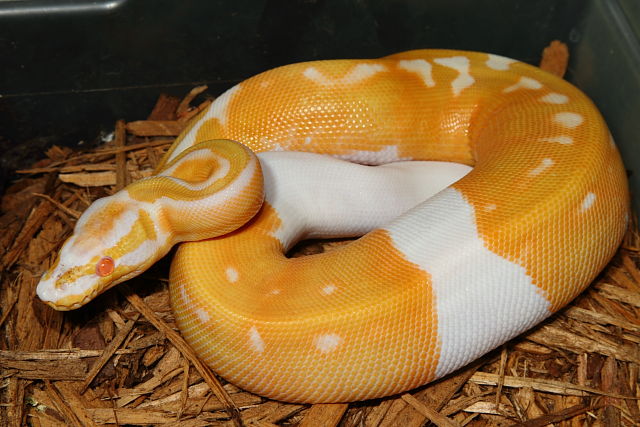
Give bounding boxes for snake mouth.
[36,274,103,311]
[38,288,100,311]
[37,263,145,311]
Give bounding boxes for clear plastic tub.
[1,0,638,205]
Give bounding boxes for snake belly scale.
[37,50,629,403]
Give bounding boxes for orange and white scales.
[37,50,628,403]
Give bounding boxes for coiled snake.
[37,50,628,403]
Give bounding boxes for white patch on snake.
[503,77,543,93]
[334,145,411,164]
[196,308,210,323]
[384,187,550,378]
[398,59,435,87]
[529,158,554,176]
[207,85,240,126]
[248,326,265,353]
[225,267,239,283]
[580,192,596,212]
[302,67,323,83]
[303,63,386,86]
[540,93,569,104]
[267,288,281,296]
[485,54,516,71]
[554,112,584,128]
[180,283,190,306]
[433,56,475,96]
[315,334,342,353]
[539,135,573,145]
[322,284,337,295]
[484,204,497,212]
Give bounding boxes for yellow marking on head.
[105,209,156,260]
[138,209,157,241]
[79,202,128,244]
[55,256,100,289]
[128,140,250,203]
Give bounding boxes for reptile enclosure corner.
[1,1,639,426]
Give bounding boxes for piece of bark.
[299,404,349,427]
[539,40,569,77]
[126,120,184,137]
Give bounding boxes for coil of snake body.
[37,49,628,403]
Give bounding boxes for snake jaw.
[38,282,101,311]
[36,240,153,310]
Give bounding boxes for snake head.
[36,192,171,310]
[37,140,263,311]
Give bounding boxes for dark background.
[1,0,638,199]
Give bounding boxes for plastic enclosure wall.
[0,0,638,209]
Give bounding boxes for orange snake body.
[37,50,628,403]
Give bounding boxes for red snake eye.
[96,256,115,277]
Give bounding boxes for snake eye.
[96,256,115,277]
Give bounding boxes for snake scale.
[37,50,629,403]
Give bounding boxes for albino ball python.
[37,49,629,403]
